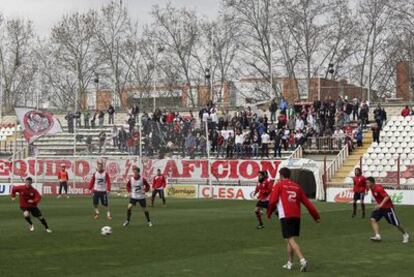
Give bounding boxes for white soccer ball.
[101,226,112,236]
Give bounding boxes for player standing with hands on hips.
[123,166,152,227]
[57,164,69,199]
[253,171,273,229]
[151,169,167,207]
[267,168,320,272]
[11,177,52,233]
[88,161,112,220]
[352,167,367,218]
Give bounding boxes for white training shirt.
[130,176,146,200]
[93,172,108,192]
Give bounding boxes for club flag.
[15,108,63,143]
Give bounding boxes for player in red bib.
[253,171,273,229]
[267,168,320,272]
[11,177,52,233]
[88,161,112,220]
[57,164,69,199]
[151,169,167,207]
[352,168,367,218]
[367,177,409,243]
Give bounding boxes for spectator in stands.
[336,96,344,112]
[355,126,363,147]
[111,126,118,147]
[261,131,270,158]
[295,115,304,132]
[294,130,304,148]
[216,131,224,158]
[84,110,90,128]
[184,132,196,159]
[352,99,359,121]
[344,100,353,123]
[373,104,386,130]
[274,129,283,158]
[333,127,345,149]
[410,106,414,116]
[371,123,380,144]
[75,111,82,128]
[226,132,234,158]
[131,127,140,155]
[198,133,207,156]
[269,99,277,122]
[98,131,106,153]
[288,131,296,150]
[401,105,410,117]
[98,110,105,128]
[279,97,288,114]
[118,126,127,152]
[235,131,244,158]
[282,127,290,151]
[359,101,369,128]
[86,135,93,153]
[127,115,135,133]
[65,112,74,133]
[133,105,139,121]
[251,130,260,158]
[107,105,115,125]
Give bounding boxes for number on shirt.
[287,191,297,202]
[135,186,142,192]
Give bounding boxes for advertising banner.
[41,182,91,196]
[326,187,414,205]
[166,185,198,198]
[0,157,282,184]
[198,185,256,200]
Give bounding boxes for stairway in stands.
[328,131,373,185]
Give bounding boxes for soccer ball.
[100,226,112,236]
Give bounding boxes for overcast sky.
[0,0,221,36]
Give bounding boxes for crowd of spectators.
[65,96,382,157]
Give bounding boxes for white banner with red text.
[0,183,43,196]
[326,187,414,205]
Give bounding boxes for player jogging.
[123,166,153,227]
[11,177,52,233]
[267,167,320,272]
[57,164,69,198]
[88,161,112,220]
[254,171,273,229]
[352,167,367,218]
[367,177,409,243]
[151,169,167,207]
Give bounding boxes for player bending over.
[253,171,273,229]
[367,177,409,243]
[267,168,320,272]
[88,161,112,220]
[151,169,167,207]
[11,177,52,233]
[352,167,367,218]
[123,166,152,227]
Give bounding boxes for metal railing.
[287,145,303,159]
[325,144,349,183]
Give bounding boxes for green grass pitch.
[1,197,413,277]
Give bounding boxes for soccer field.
[1,197,413,277]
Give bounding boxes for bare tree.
[149,4,200,107]
[50,11,98,111]
[95,1,136,108]
[0,16,36,111]
[224,0,276,100]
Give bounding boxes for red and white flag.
[15,108,63,143]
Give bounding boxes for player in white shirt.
[88,161,112,220]
[123,166,152,227]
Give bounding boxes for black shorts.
[152,189,165,198]
[280,218,301,239]
[371,208,400,226]
[353,192,365,201]
[256,200,269,209]
[93,191,108,207]
[130,198,146,208]
[21,207,42,217]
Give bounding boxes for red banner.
[0,157,281,183]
